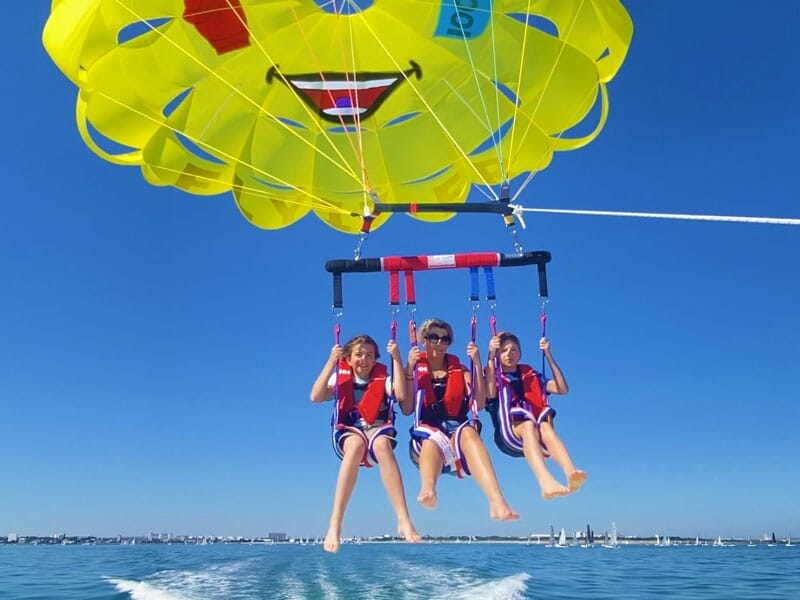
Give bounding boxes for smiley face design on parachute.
[184,0,496,125]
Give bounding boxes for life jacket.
[501,364,546,408]
[336,360,388,425]
[415,353,467,419]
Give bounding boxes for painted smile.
[267,61,421,123]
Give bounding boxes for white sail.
[558,528,567,547]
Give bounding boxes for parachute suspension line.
[281,0,374,189]
[447,2,508,182]
[341,5,373,195]
[504,0,535,179]
[88,91,349,216]
[488,3,509,183]
[113,0,363,189]
[350,12,497,192]
[511,170,537,205]
[512,1,609,155]
[528,0,586,123]
[516,207,800,226]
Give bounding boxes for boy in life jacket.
[407,318,518,522]
[485,331,587,500]
[310,334,420,553]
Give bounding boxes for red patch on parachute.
[183,0,250,55]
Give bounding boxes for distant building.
[268,532,287,542]
[7,533,17,543]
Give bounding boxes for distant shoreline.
[1,534,786,547]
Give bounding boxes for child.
[485,332,587,500]
[407,318,518,521]
[310,334,420,552]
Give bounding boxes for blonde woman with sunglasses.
[406,318,518,521]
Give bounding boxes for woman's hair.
[342,334,380,359]
[419,318,454,343]
[496,331,522,352]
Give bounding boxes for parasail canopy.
[43,0,633,233]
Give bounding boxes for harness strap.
[333,424,373,467]
[413,424,464,478]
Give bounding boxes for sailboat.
[583,524,594,548]
[768,532,777,547]
[694,536,700,546]
[557,528,567,547]
[787,533,794,547]
[546,525,555,548]
[602,522,619,548]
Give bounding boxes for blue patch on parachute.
[435,0,492,39]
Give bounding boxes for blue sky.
[2,2,798,541]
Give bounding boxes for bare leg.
[539,422,587,492]
[417,439,443,509]
[459,427,519,521]
[324,435,364,552]
[371,437,420,542]
[515,421,569,500]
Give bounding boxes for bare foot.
[541,479,571,500]
[323,526,341,553]
[567,470,587,492]
[398,520,421,543]
[417,488,437,510]
[489,498,520,521]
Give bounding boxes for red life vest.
[502,364,546,409]
[415,353,466,418]
[336,360,388,425]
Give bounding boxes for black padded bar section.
[372,202,514,216]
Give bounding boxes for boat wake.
[107,578,184,600]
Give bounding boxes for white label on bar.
[428,254,456,269]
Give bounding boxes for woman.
[407,318,518,521]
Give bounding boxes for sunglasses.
[425,333,452,345]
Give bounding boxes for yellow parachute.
[42,0,633,233]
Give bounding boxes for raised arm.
[541,338,569,395]
[465,341,487,409]
[401,345,421,415]
[387,339,412,414]
[309,344,342,402]
[484,335,501,399]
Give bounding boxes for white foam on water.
[443,572,531,600]
[107,578,188,600]
[106,560,252,600]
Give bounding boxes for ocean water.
[1,542,798,599]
